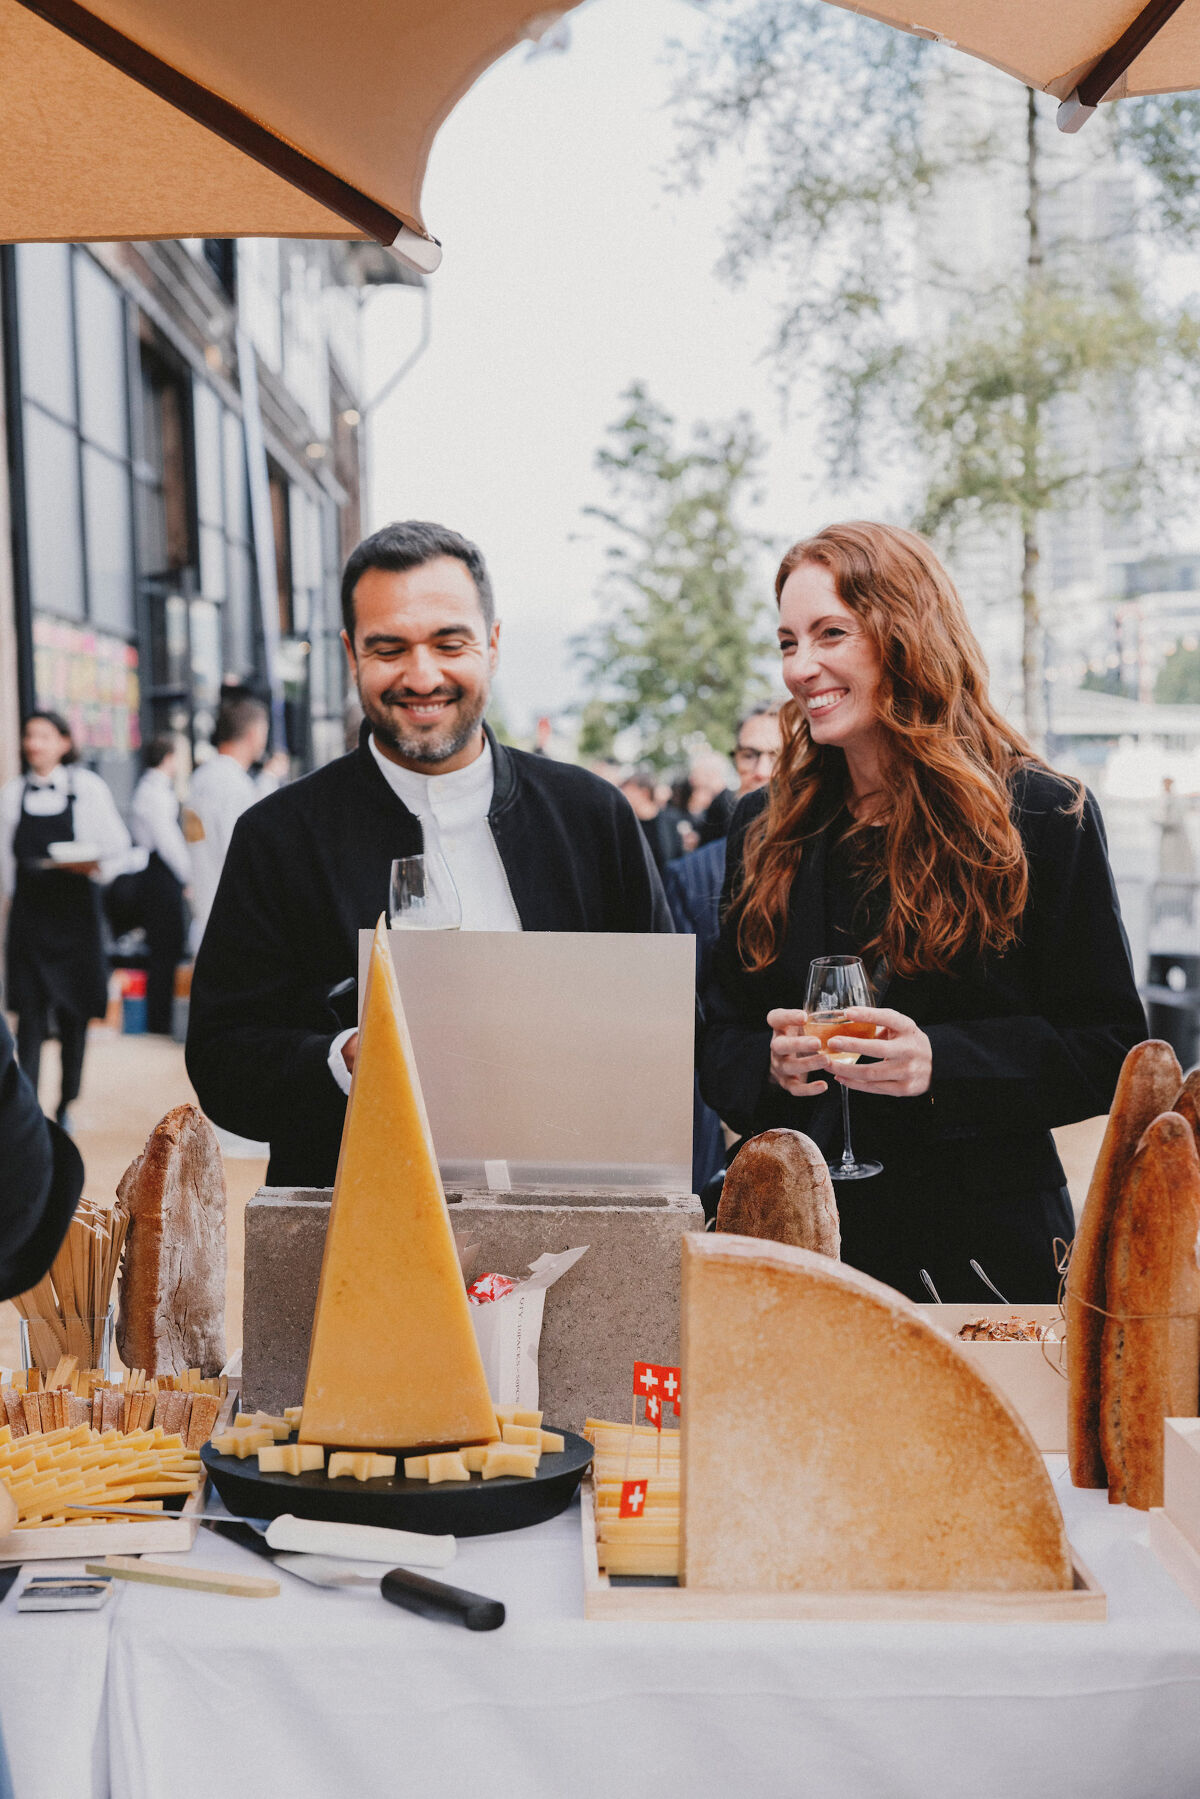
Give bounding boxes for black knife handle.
[381,1566,505,1630]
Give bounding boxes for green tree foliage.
[673,4,1200,740]
[575,383,774,768]
[1155,642,1200,705]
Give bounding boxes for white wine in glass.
[804,954,882,1181]
[388,853,462,930]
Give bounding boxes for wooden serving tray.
[579,1481,1106,1621]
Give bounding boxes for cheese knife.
[200,1518,505,1630]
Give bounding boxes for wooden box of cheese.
[0,1481,206,1563]
[918,1304,1067,1454]
[1149,1418,1200,1607]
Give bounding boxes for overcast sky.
[362,0,895,736]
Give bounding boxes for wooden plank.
[88,1555,278,1598]
[580,1480,1105,1622]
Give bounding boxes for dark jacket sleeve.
[923,783,1146,1135]
[612,790,674,933]
[185,808,348,1165]
[0,1014,82,1300]
[697,794,775,1135]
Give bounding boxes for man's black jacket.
[186,725,673,1186]
[0,1013,82,1300]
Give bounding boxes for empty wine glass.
[388,853,462,930]
[804,954,882,1181]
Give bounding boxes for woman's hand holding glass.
[767,1004,932,1098]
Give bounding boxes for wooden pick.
[86,1557,279,1598]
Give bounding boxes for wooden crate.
[580,1481,1105,1622]
[1149,1417,1200,1607]
[0,1383,234,1563]
[918,1304,1067,1453]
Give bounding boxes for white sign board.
[358,930,694,1192]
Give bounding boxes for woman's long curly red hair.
[736,521,1073,980]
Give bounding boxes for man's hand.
[766,1008,828,1097]
[341,1032,359,1077]
[826,1007,932,1098]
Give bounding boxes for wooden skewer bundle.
[10,1199,128,1372]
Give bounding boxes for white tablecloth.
[99,1461,1200,1799]
[0,1562,111,1799]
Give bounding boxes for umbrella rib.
[15,0,412,247]
[1076,0,1187,108]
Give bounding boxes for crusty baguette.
[1099,1111,1200,1509]
[1171,1067,1200,1147]
[1067,1039,1181,1487]
[717,1129,839,1258]
[115,1104,227,1378]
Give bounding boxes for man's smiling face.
[343,557,500,773]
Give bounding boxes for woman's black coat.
[698,766,1148,1304]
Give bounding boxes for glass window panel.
[23,404,83,619]
[193,379,223,527]
[75,255,128,458]
[82,446,134,634]
[223,541,256,679]
[134,478,166,579]
[189,599,221,708]
[222,408,248,543]
[16,244,75,421]
[199,524,227,602]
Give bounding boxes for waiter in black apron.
[3,713,119,1132]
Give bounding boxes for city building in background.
[0,237,409,803]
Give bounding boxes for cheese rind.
[300,921,498,1451]
[680,1234,1073,1594]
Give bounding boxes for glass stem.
[839,1081,855,1169]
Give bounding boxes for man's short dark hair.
[735,703,780,747]
[340,521,495,639]
[213,695,268,748]
[143,733,176,770]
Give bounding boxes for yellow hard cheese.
[482,1446,539,1479]
[328,1452,396,1481]
[257,1444,325,1475]
[300,919,498,1452]
[212,1430,274,1459]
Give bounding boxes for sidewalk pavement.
[1,1022,1108,1372]
[0,1023,267,1372]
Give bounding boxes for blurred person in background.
[664,707,783,1196]
[620,767,689,876]
[688,748,736,846]
[185,694,269,949]
[0,710,130,1132]
[129,736,191,1034]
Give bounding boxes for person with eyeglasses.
[663,707,783,1193]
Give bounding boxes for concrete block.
[242,1186,704,1431]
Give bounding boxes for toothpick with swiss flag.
[619,1479,647,1518]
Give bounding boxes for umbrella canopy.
[826,0,1199,130]
[0,0,581,269]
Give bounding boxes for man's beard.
[363,684,488,766]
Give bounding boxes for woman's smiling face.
[777,561,883,761]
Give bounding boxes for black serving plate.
[200,1428,593,1537]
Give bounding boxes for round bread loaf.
[716,1128,839,1258]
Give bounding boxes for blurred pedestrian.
[1155,775,1194,877]
[688,749,736,846]
[0,711,130,1132]
[129,736,191,1034]
[620,767,689,874]
[186,694,269,948]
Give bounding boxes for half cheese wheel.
[680,1233,1073,1593]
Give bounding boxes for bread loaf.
[680,1234,1073,1592]
[716,1129,839,1257]
[115,1104,227,1377]
[1100,1111,1200,1509]
[1171,1067,1200,1147]
[1067,1039,1180,1487]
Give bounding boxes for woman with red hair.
[700,522,1146,1302]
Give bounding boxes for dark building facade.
[0,236,375,804]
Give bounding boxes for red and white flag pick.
[658,1365,682,1417]
[633,1361,660,1398]
[644,1391,663,1430]
[619,1480,647,1518]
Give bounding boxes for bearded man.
[185,521,672,1185]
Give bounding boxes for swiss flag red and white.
[633,1361,660,1397]
[657,1365,681,1415]
[619,1480,647,1518]
[644,1391,663,1429]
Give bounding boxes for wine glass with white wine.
[804,954,882,1181]
[388,853,462,930]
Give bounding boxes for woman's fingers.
[766,1007,808,1031]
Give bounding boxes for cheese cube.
[539,1431,565,1454]
[500,1423,542,1448]
[257,1444,326,1476]
[426,1452,469,1483]
[212,1430,274,1459]
[481,1446,540,1480]
[368,1454,396,1479]
[328,1452,374,1481]
[511,1409,543,1428]
[459,1445,489,1473]
[403,1455,429,1480]
[284,1407,303,1430]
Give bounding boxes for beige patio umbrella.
[0,0,581,270]
[826,0,1198,131]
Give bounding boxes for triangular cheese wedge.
[680,1234,1073,1593]
[300,919,498,1451]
